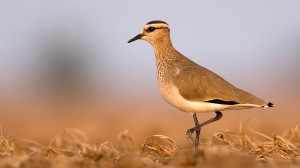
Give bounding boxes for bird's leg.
[186,111,223,149]
[186,113,201,149]
[194,114,201,149]
[198,111,223,128]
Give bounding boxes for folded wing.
[172,61,267,106]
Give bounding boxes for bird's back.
[159,51,268,108]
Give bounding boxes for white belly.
[157,80,261,113]
[157,80,228,113]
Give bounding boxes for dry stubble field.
[0,116,300,168]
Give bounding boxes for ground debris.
[0,125,300,168]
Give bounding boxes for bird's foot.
[186,126,200,144]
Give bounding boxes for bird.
[128,20,273,149]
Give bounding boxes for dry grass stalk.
[141,135,178,160]
[210,122,300,161]
[117,130,139,153]
[0,126,15,157]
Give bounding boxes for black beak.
[128,34,144,43]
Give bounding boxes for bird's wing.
[172,62,267,106]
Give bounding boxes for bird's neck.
[151,37,179,63]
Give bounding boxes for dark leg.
[186,114,201,149]
[194,115,201,149]
[186,111,223,149]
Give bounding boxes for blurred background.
[0,0,299,147]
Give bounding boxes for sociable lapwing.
[128,20,273,149]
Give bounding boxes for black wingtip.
[205,99,239,105]
[267,102,273,107]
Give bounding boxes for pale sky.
[0,0,299,103]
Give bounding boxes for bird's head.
[128,20,170,45]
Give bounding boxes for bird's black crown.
[147,20,168,25]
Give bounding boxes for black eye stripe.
[145,27,168,32]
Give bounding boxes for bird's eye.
[147,27,155,32]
